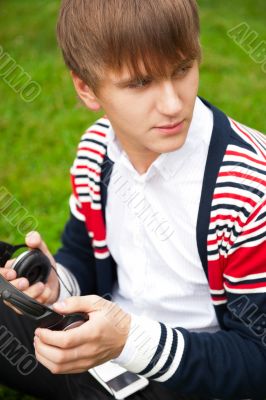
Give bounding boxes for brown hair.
[57,0,201,91]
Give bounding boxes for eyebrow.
[112,58,195,87]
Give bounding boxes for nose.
[156,81,182,116]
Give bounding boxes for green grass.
[0,0,265,398]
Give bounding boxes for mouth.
[155,120,185,135]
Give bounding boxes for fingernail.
[35,329,40,337]
[26,231,36,237]
[53,301,66,309]
[18,279,28,290]
[26,231,39,242]
[36,282,44,290]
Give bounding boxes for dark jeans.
[0,300,198,400]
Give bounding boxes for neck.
[126,151,160,175]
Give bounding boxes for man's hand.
[33,295,131,374]
[0,231,60,305]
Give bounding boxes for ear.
[71,71,101,111]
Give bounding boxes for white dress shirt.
[106,97,219,332]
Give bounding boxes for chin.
[156,137,187,154]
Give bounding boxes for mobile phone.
[89,361,149,399]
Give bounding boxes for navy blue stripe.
[208,224,241,238]
[215,182,264,198]
[77,155,101,168]
[211,292,225,298]
[211,204,250,218]
[230,128,256,153]
[78,193,101,204]
[231,230,265,249]
[151,329,178,379]
[139,323,167,375]
[95,122,109,129]
[245,127,266,152]
[256,211,266,222]
[93,244,108,250]
[74,174,89,179]
[222,161,266,177]
[80,138,107,149]
[207,250,219,256]
[224,277,266,286]
[75,174,99,187]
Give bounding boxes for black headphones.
[0,241,51,285]
[0,273,88,330]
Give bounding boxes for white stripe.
[69,195,85,221]
[82,129,108,140]
[240,223,266,240]
[212,188,260,206]
[208,253,220,261]
[217,174,266,195]
[95,251,110,259]
[77,149,104,164]
[71,167,89,176]
[93,239,107,247]
[211,198,253,213]
[207,243,219,252]
[79,140,106,153]
[224,272,266,282]
[228,235,265,255]
[79,195,92,203]
[224,283,266,294]
[210,289,225,295]
[91,203,102,210]
[212,299,228,305]
[222,148,266,169]
[155,330,185,382]
[76,187,101,201]
[144,326,174,378]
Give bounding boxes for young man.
[0,0,265,399]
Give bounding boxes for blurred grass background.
[0,0,265,398]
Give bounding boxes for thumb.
[53,295,109,314]
[25,231,55,266]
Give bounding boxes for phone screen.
[106,371,140,391]
[90,361,149,399]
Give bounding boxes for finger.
[0,267,17,281]
[10,277,30,291]
[23,281,45,299]
[34,348,89,374]
[34,336,69,364]
[25,231,55,265]
[34,337,97,374]
[34,336,89,365]
[35,319,90,349]
[4,260,15,269]
[53,295,107,315]
[35,285,51,303]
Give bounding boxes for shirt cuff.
[56,263,81,302]
[112,314,161,373]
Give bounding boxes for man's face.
[87,60,199,168]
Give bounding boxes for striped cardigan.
[55,99,266,399]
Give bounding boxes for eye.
[173,63,193,77]
[127,78,152,89]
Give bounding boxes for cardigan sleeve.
[114,198,266,399]
[54,198,97,295]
